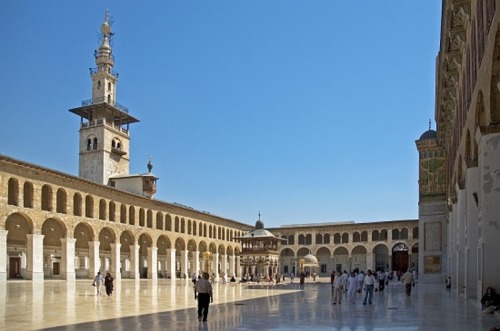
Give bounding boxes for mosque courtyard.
[0,278,497,331]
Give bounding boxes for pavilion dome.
[255,219,264,229]
[303,253,318,264]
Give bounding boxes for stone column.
[166,248,176,280]
[0,230,8,281]
[366,252,375,271]
[229,254,235,277]
[60,238,76,280]
[220,254,226,276]
[192,250,200,276]
[27,234,44,280]
[213,253,219,281]
[88,240,101,278]
[147,246,158,280]
[130,244,140,279]
[110,243,122,281]
[180,250,188,279]
[236,255,241,277]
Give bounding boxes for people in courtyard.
[104,272,114,296]
[332,271,343,304]
[356,271,364,293]
[93,271,104,296]
[378,270,386,292]
[446,276,452,289]
[401,269,415,296]
[363,269,376,305]
[347,271,358,304]
[481,287,499,314]
[194,272,213,322]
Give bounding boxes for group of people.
[330,268,417,305]
[93,271,115,296]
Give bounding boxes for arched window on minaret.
[87,139,92,151]
[107,94,111,104]
[108,82,111,91]
[97,80,101,90]
[111,140,116,149]
[93,137,98,150]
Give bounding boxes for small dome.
[255,220,264,229]
[419,129,437,140]
[303,253,318,264]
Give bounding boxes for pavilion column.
[180,250,188,279]
[110,243,121,281]
[0,230,8,281]
[192,250,200,276]
[229,254,235,277]
[166,248,176,280]
[213,253,219,281]
[130,244,140,279]
[220,254,227,276]
[147,246,158,280]
[60,238,76,280]
[27,234,44,280]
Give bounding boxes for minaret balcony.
[82,97,129,114]
[90,67,118,77]
[81,118,130,135]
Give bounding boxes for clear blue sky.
[0,1,441,228]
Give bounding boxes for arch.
[316,246,332,256]
[333,246,349,255]
[74,222,94,249]
[288,234,295,245]
[175,237,186,251]
[180,218,185,234]
[41,184,53,211]
[392,229,400,240]
[23,181,34,208]
[315,233,323,244]
[157,235,171,255]
[8,178,19,206]
[297,247,310,257]
[99,199,107,220]
[109,201,116,222]
[280,247,296,257]
[298,234,305,245]
[392,242,409,273]
[193,220,197,236]
[98,227,117,251]
[341,232,349,243]
[218,244,226,255]
[156,212,164,230]
[187,239,197,252]
[361,231,368,242]
[374,243,390,271]
[175,217,180,232]
[323,233,330,244]
[372,230,380,241]
[139,208,145,227]
[56,188,67,214]
[42,218,66,246]
[120,230,134,254]
[5,212,33,246]
[187,219,192,235]
[73,193,82,216]
[353,231,361,242]
[120,204,127,224]
[333,233,341,244]
[412,227,419,239]
[129,206,135,225]
[351,245,368,271]
[147,210,153,228]
[85,195,94,218]
[208,242,217,254]
[351,245,367,255]
[305,234,312,245]
[400,228,409,240]
[165,214,172,231]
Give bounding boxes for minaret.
[415,123,447,283]
[69,11,139,185]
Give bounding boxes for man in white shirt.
[332,271,343,304]
[363,269,376,305]
[194,272,213,322]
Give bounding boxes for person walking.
[332,271,343,304]
[363,269,376,305]
[347,271,358,304]
[104,272,114,296]
[93,271,104,296]
[194,272,213,322]
[401,269,415,296]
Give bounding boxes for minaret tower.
[415,122,447,283]
[69,11,139,185]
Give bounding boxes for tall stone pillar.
[220,254,227,276]
[130,244,140,279]
[192,250,200,276]
[213,253,219,281]
[236,255,241,277]
[180,250,188,279]
[0,230,8,281]
[147,246,158,280]
[27,234,44,280]
[60,238,76,280]
[110,243,122,281]
[229,254,235,277]
[166,248,176,280]
[366,252,374,271]
[88,240,100,278]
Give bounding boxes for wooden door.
[9,257,21,279]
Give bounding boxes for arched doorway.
[392,243,409,273]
